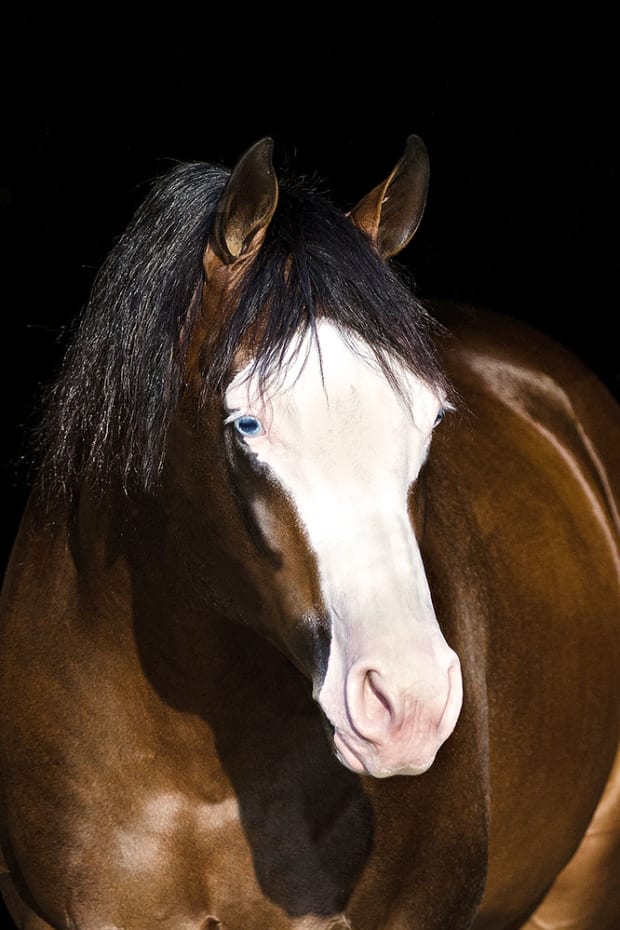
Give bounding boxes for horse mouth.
[332,726,436,778]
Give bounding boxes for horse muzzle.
[318,645,463,778]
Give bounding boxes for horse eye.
[433,408,445,428]
[233,415,264,438]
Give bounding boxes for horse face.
[224,320,462,777]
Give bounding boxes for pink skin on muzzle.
[319,632,463,778]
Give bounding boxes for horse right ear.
[203,137,279,279]
[349,134,430,258]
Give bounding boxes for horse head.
[175,137,463,778]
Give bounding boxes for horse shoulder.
[429,302,620,926]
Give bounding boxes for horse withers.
[0,136,619,930]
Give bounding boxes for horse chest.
[66,785,360,930]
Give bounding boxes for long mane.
[35,158,450,509]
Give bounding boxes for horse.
[0,134,619,930]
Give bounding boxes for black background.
[2,6,619,577]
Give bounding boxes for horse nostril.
[346,666,395,740]
[364,669,395,724]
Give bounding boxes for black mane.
[36,157,450,508]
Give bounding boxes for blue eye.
[233,415,264,438]
[433,408,445,428]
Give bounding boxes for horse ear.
[349,134,430,258]
[203,137,279,278]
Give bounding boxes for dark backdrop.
[3,6,618,576]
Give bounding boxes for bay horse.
[0,135,619,930]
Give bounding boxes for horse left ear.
[203,137,279,278]
[349,134,430,258]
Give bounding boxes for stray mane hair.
[35,156,451,509]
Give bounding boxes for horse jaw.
[225,320,463,778]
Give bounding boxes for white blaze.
[225,321,462,777]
